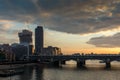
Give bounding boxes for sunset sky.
[0,0,120,54]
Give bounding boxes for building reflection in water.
[19,65,44,80]
[35,65,44,80]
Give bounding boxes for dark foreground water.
[1,61,120,80]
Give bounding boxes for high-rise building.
[18,30,33,59]
[35,26,43,55]
[18,30,32,45]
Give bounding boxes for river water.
[1,60,120,80]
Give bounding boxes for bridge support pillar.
[77,60,85,68]
[105,61,111,68]
[105,59,111,68]
[61,60,66,65]
[53,61,61,67]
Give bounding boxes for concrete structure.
[42,46,61,55]
[30,54,120,68]
[35,26,43,55]
[18,30,33,59]
[18,30,32,45]
[11,44,27,60]
[0,44,15,61]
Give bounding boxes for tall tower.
[18,29,33,57]
[35,26,43,55]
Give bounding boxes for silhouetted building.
[11,44,27,60]
[18,30,33,59]
[18,30,32,45]
[42,46,61,55]
[0,44,15,61]
[35,26,43,55]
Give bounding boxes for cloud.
[0,23,13,32]
[0,20,19,38]
[0,0,120,34]
[0,35,18,44]
[87,33,120,47]
[0,20,19,44]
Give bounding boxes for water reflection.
[35,65,44,80]
[20,65,34,80]
[1,61,120,80]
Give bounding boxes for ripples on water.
[1,61,120,80]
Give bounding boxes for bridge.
[29,54,120,68]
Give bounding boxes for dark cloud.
[87,33,120,47]
[0,0,120,34]
[112,3,120,14]
[0,0,37,14]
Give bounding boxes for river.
[1,60,120,80]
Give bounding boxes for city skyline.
[0,0,120,54]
